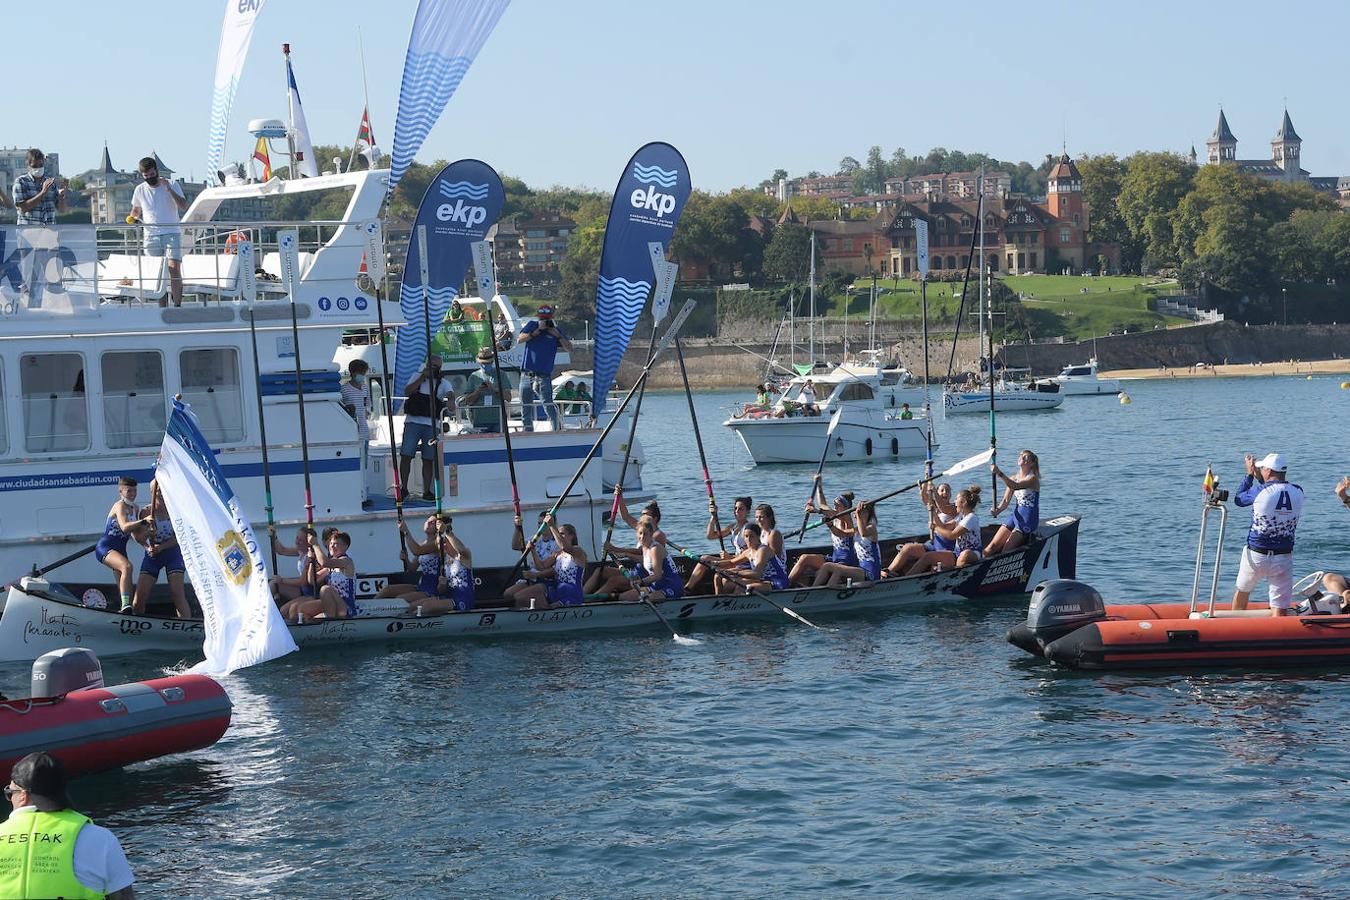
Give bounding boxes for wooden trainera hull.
[0,517,1079,662]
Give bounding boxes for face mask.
[480,365,494,375]
[351,376,364,386]
[144,174,160,186]
[28,166,43,179]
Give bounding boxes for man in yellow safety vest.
[0,752,135,899]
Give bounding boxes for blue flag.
[388,0,512,195]
[395,160,505,394]
[592,143,692,412]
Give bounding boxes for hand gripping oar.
[799,408,844,543]
[786,448,995,539]
[507,299,696,584]
[664,538,836,633]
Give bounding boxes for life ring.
[223,231,248,254]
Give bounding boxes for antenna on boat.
[282,44,297,180]
[347,28,373,174]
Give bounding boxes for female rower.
[586,495,666,596]
[904,485,983,574]
[273,527,317,610]
[289,531,357,621]
[513,516,588,609]
[97,476,153,612]
[379,514,476,614]
[132,484,189,618]
[788,475,857,586]
[505,510,561,605]
[984,450,1040,556]
[883,482,955,577]
[813,501,881,587]
[733,522,791,593]
[619,517,684,601]
[684,495,752,594]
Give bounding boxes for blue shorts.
[95,538,130,565]
[827,546,859,566]
[400,421,438,459]
[1005,512,1037,535]
[145,231,183,261]
[547,584,583,606]
[140,547,185,578]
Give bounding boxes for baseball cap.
[536,305,554,319]
[1257,452,1287,472]
[10,752,71,811]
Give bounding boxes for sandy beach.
[1102,358,1350,381]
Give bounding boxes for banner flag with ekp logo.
[591,143,692,413]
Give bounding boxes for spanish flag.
[252,136,271,182]
[1203,464,1216,494]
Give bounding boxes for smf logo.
[216,531,252,586]
[630,162,678,218]
[436,179,490,229]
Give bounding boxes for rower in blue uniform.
[985,449,1041,556]
[513,517,588,609]
[814,502,882,587]
[1233,452,1303,617]
[620,517,684,601]
[96,476,152,612]
[788,475,857,586]
[883,482,955,577]
[735,522,790,591]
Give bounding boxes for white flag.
[286,54,319,178]
[206,0,266,183]
[156,401,297,675]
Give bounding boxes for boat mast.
[978,180,985,386]
[808,236,816,368]
[283,44,297,180]
[789,288,795,370]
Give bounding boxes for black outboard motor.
[30,648,104,699]
[1007,579,1107,656]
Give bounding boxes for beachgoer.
[379,513,475,614]
[619,517,684,601]
[1,752,135,900]
[905,486,983,574]
[517,305,572,431]
[788,475,857,586]
[400,355,455,501]
[513,516,587,609]
[813,502,881,587]
[132,484,189,618]
[1232,452,1303,616]
[984,450,1041,555]
[883,482,955,576]
[97,477,152,613]
[129,156,188,307]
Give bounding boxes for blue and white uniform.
[297,553,315,597]
[761,550,791,590]
[644,545,684,599]
[854,535,882,581]
[444,558,475,612]
[729,521,754,569]
[763,527,786,568]
[518,534,560,585]
[139,518,185,578]
[827,526,859,566]
[1235,475,1303,608]
[547,551,584,606]
[953,512,982,560]
[1006,487,1040,535]
[326,554,357,617]
[924,512,956,553]
[94,505,133,564]
[415,552,444,595]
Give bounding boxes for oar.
[665,538,836,632]
[674,336,726,554]
[785,448,995,539]
[484,306,523,537]
[507,299,696,583]
[799,408,844,543]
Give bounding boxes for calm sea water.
[7,374,1350,898]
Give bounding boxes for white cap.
[1257,452,1287,472]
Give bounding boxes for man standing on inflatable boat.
[1232,452,1304,616]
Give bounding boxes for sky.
[19,0,1350,192]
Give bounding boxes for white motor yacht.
[943,379,1064,413]
[1052,358,1122,396]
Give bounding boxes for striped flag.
[356,106,376,147]
[253,136,272,181]
[1203,464,1216,494]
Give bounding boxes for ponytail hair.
[835,490,855,508]
[958,485,982,510]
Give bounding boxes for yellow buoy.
[1307,375,1314,380]
[1342,382,1349,390]
[1119,392,1132,405]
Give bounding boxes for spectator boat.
[1052,358,1122,396]
[0,168,649,610]
[0,517,1080,660]
[722,361,931,463]
[943,378,1065,413]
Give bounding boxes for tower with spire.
[1206,109,1237,164]
[1271,109,1302,181]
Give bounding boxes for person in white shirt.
[129,156,188,307]
[340,359,373,507]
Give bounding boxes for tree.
[770,168,788,183]
[1117,151,1195,270]
[763,222,816,283]
[836,156,861,175]
[556,219,605,320]
[860,145,887,195]
[669,191,754,282]
[1076,153,1139,270]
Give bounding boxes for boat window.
[102,352,166,449]
[1064,366,1090,377]
[180,349,244,443]
[21,353,88,453]
[194,186,357,225]
[838,383,874,402]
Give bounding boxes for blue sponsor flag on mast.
[394,159,505,393]
[592,143,692,412]
[388,0,512,195]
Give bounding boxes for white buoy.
[1119,392,1132,405]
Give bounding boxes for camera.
[1209,489,1229,503]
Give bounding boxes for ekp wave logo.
[629,163,679,218]
[436,180,490,228]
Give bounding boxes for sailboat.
[942,176,1063,415]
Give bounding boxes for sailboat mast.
[808,236,816,368]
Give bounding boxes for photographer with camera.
[1232,452,1304,616]
[400,354,455,501]
[516,305,571,431]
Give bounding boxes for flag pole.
[348,28,372,173]
[242,241,278,573]
[282,44,297,180]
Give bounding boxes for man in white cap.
[1232,452,1304,616]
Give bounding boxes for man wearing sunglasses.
[0,752,135,898]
